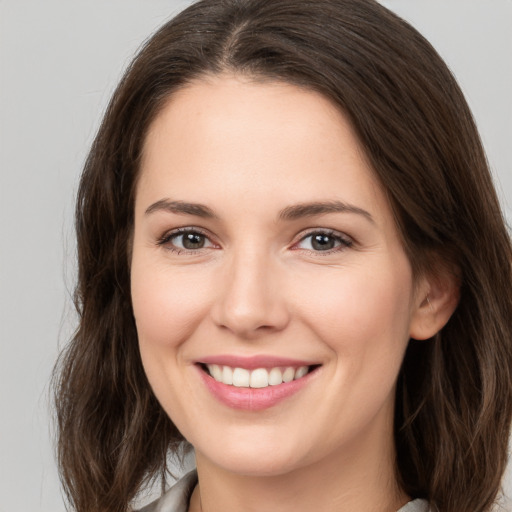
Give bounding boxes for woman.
[53,1,512,511]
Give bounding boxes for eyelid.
[156,226,219,252]
[155,226,353,255]
[291,228,353,252]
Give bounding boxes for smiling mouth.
[199,363,320,389]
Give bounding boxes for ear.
[409,270,460,341]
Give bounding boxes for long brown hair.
[53,1,512,511]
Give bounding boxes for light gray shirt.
[138,470,431,512]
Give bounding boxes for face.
[131,75,425,477]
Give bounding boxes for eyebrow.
[278,200,374,224]
[145,198,374,224]
[145,199,217,218]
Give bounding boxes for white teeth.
[295,366,308,379]
[210,364,223,382]
[282,367,295,383]
[250,368,269,388]
[268,367,283,386]
[206,364,313,388]
[232,368,250,387]
[222,365,233,385]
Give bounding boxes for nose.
[211,250,290,339]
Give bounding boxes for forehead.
[142,74,358,162]
[137,74,388,224]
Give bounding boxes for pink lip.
[198,354,316,370]
[195,362,320,411]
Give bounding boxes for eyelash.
[156,227,353,255]
[156,227,216,255]
[292,229,353,255]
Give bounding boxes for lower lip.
[197,366,317,411]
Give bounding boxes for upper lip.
[197,354,319,369]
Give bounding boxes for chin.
[194,433,317,478]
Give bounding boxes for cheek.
[130,258,213,420]
[297,262,414,432]
[294,260,414,359]
[131,258,211,351]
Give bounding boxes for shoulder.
[397,499,431,512]
[135,470,198,512]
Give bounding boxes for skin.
[131,75,457,512]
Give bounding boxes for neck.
[188,414,408,512]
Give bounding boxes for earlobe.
[409,272,460,341]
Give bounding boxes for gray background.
[0,1,510,510]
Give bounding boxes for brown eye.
[311,233,336,251]
[295,231,352,252]
[158,229,215,252]
[179,232,206,249]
